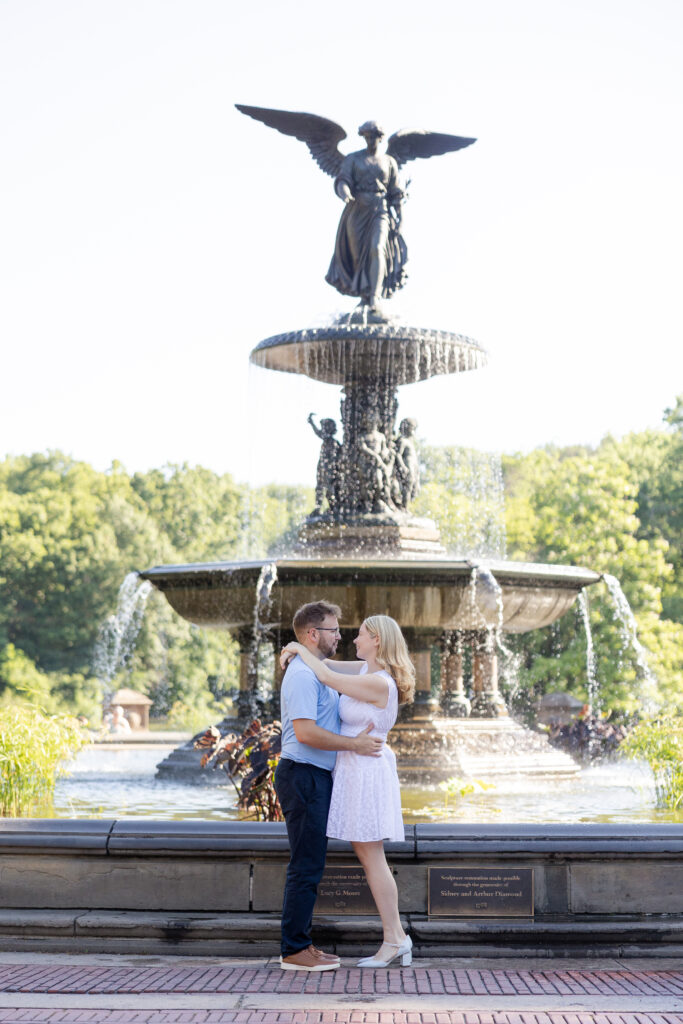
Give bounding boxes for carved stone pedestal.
[469,639,508,719]
[297,518,444,557]
[439,649,471,718]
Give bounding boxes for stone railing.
[1,819,682,957]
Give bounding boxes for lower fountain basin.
[140,557,600,634]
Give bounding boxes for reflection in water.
[53,746,683,824]
[53,746,238,821]
[402,762,681,825]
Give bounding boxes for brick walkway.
[2,1010,683,1024]
[0,958,681,1024]
[1,964,683,999]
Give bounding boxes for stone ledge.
[1,909,682,958]
[1,820,682,857]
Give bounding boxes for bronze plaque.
[314,865,377,915]
[428,867,534,917]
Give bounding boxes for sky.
[2,0,682,486]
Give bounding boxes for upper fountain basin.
[249,322,487,385]
[139,558,600,634]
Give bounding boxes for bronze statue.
[393,418,420,510]
[236,105,476,320]
[355,411,396,514]
[307,413,340,515]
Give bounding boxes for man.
[274,600,383,971]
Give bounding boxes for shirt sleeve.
[285,665,321,721]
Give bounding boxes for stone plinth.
[297,518,445,557]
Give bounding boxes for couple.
[274,599,415,972]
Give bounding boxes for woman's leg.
[353,840,406,960]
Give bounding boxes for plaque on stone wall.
[428,867,533,916]
[314,865,377,915]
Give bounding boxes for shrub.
[621,714,683,810]
[0,704,87,816]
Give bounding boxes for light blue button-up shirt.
[279,655,340,771]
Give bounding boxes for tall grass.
[621,714,683,810]
[0,705,87,817]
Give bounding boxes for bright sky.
[2,0,682,486]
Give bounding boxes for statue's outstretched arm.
[236,104,347,178]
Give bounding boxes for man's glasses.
[311,627,341,636]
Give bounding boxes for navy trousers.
[274,758,333,957]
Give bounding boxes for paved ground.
[0,953,681,1024]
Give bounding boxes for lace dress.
[326,667,405,842]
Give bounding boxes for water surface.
[53,745,683,823]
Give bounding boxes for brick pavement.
[1,963,682,998]
[0,957,681,1024]
[0,1010,682,1023]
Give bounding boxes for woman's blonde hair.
[363,615,415,705]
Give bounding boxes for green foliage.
[130,464,244,562]
[1,395,681,728]
[499,423,683,717]
[166,695,229,735]
[621,714,683,810]
[438,776,495,809]
[0,453,308,722]
[246,484,315,556]
[0,704,87,816]
[0,644,101,721]
[195,719,283,821]
[415,443,506,556]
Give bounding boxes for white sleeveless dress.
[326,666,405,842]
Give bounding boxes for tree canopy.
[0,397,680,724]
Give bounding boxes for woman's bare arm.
[283,643,388,707]
[323,659,363,675]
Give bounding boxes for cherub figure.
[355,412,395,514]
[308,413,340,515]
[393,417,420,509]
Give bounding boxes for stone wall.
[1,820,682,957]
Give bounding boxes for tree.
[501,437,683,715]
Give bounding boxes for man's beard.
[317,635,338,659]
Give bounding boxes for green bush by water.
[0,704,87,817]
[621,714,683,810]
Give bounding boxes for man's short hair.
[292,600,342,641]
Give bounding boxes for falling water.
[92,572,153,700]
[254,561,278,641]
[602,573,658,711]
[434,449,507,560]
[242,562,279,718]
[577,590,598,712]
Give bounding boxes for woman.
[325,121,407,316]
[281,614,415,968]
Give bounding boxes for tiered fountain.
[145,105,600,783]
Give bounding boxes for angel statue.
[236,105,476,321]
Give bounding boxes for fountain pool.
[52,744,683,824]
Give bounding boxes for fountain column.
[236,626,259,719]
[439,632,471,717]
[402,629,440,719]
[470,630,507,718]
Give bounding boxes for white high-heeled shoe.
[357,935,412,968]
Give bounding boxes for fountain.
[143,104,602,785]
[4,108,681,966]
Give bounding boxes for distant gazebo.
[106,688,153,731]
[536,690,585,727]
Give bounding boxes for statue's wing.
[386,129,476,168]
[235,104,347,177]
